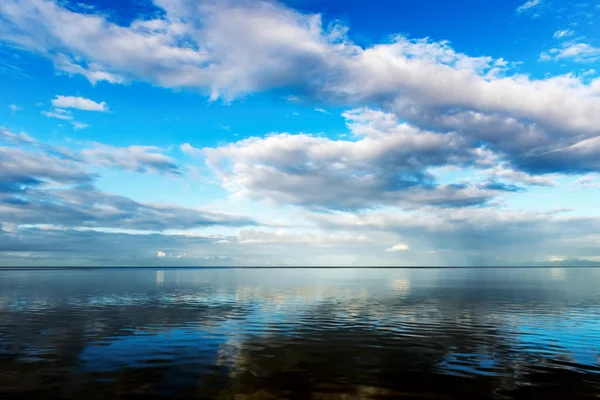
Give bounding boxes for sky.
[1,0,600,267]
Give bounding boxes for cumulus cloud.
[204,108,511,210]
[2,0,600,265]
[51,95,108,112]
[180,143,203,156]
[483,163,558,187]
[203,107,582,210]
[401,108,600,175]
[386,243,410,252]
[1,0,597,184]
[157,250,166,257]
[0,0,597,136]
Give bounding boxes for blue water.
[0,267,599,399]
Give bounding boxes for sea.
[0,267,599,399]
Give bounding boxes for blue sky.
[1,0,600,266]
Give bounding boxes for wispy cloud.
[553,29,574,39]
[71,121,89,130]
[285,95,304,103]
[52,95,108,112]
[517,0,542,13]
[81,143,183,175]
[8,104,22,114]
[540,42,600,63]
[237,229,370,246]
[42,109,73,120]
[0,131,258,232]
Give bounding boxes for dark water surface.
[1,268,599,399]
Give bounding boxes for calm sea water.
[0,268,599,399]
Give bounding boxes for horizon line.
[1,265,599,271]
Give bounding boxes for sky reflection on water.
[1,268,600,399]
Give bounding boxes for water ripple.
[1,268,600,399]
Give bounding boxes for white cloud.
[4,125,600,266]
[2,127,185,177]
[8,104,22,113]
[541,43,600,63]
[2,0,600,266]
[315,108,329,114]
[180,143,203,156]
[574,175,600,188]
[204,108,505,210]
[71,121,89,130]
[156,251,166,257]
[81,143,181,175]
[0,140,257,231]
[42,109,73,120]
[0,127,35,145]
[204,104,600,210]
[553,29,574,39]
[53,54,125,85]
[52,95,108,112]
[304,206,600,264]
[0,146,90,187]
[237,229,370,246]
[285,95,303,103]
[483,163,558,186]
[517,0,542,13]
[2,0,600,147]
[386,243,410,252]
[547,255,566,262]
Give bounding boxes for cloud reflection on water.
[0,268,599,399]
